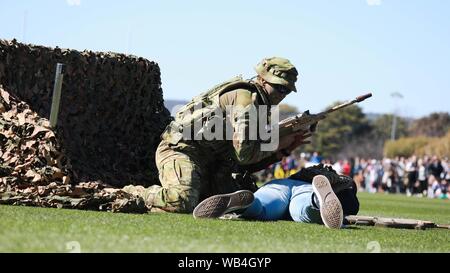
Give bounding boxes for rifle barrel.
[356,93,372,102]
[325,92,372,114]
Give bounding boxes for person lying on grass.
[193,164,360,229]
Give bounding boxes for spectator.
[274,157,291,179]
[405,156,418,196]
[349,157,356,178]
[332,160,343,175]
[287,155,298,176]
[367,160,379,193]
[381,159,394,193]
[429,156,444,182]
[438,180,449,199]
[417,159,428,196]
[342,160,351,177]
[310,152,322,164]
[396,157,406,193]
[428,175,442,199]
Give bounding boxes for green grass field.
[1,192,449,253]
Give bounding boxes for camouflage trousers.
[122,140,240,213]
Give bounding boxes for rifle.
[278,93,373,138]
[345,215,450,230]
[238,93,373,174]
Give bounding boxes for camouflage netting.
[0,39,171,187]
[0,86,147,212]
[0,39,172,212]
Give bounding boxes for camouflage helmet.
[255,57,298,92]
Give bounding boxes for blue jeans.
[241,179,323,224]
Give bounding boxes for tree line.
[278,103,450,159]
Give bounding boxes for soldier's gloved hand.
[278,131,303,151]
[277,130,312,157]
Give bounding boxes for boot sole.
[312,175,343,229]
[193,190,254,219]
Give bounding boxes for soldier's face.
[263,82,289,105]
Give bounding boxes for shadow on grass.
[342,225,363,230]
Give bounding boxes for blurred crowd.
[259,152,450,200]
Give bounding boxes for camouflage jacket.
[161,76,277,165]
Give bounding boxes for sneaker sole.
[312,175,343,229]
[193,190,254,219]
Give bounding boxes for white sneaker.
[312,175,344,229]
[193,190,254,219]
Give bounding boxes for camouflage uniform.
[123,57,298,213]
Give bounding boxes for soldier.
[123,57,311,213]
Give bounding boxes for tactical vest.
[161,76,271,156]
